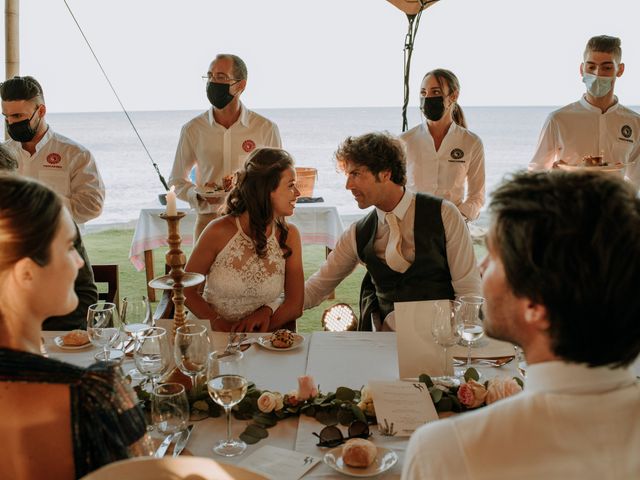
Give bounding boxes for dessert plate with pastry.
[195,176,235,198]
[257,329,304,351]
[556,155,633,173]
[54,329,93,350]
[324,439,398,477]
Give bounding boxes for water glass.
[87,302,122,362]
[174,324,210,397]
[151,383,189,434]
[207,351,248,457]
[431,299,462,380]
[121,295,153,379]
[134,327,171,391]
[457,295,485,369]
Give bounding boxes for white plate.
[195,187,229,198]
[257,334,304,351]
[324,446,398,478]
[54,335,93,350]
[556,162,627,172]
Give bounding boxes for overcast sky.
[3,0,639,113]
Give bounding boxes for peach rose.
[285,390,300,407]
[485,377,522,405]
[457,379,488,408]
[257,392,278,413]
[273,392,284,411]
[360,385,373,403]
[297,375,318,400]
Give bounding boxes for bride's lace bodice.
[203,217,285,321]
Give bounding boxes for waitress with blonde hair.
[400,68,485,221]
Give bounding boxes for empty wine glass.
[174,324,210,398]
[431,300,461,382]
[87,302,122,362]
[121,295,153,380]
[134,327,171,392]
[207,350,248,457]
[457,296,485,370]
[152,383,189,434]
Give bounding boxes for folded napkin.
[450,337,515,359]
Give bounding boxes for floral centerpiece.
[133,369,523,444]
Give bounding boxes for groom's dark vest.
[355,193,454,329]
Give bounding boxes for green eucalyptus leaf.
[429,387,443,404]
[316,408,338,426]
[303,405,316,417]
[245,424,269,439]
[464,368,480,382]
[351,405,367,423]
[335,387,356,402]
[513,377,524,388]
[239,432,261,445]
[337,408,355,425]
[436,396,453,412]
[253,413,277,427]
[419,374,434,388]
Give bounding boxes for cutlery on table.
[154,432,180,458]
[172,424,194,457]
[453,355,515,367]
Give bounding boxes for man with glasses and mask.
[529,35,640,187]
[169,54,282,239]
[1,76,105,225]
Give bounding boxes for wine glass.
[87,302,122,362]
[134,327,171,392]
[431,300,462,382]
[152,383,189,434]
[121,295,153,380]
[207,350,248,457]
[457,296,485,370]
[174,324,210,398]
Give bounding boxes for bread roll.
[342,438,376,468]
[270,329,295,348]
[62,329,90,346]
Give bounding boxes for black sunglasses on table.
[312,420,371,448]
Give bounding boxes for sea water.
[46,106,638,229]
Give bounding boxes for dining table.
[128,204,346,301]
[44,330,525,479]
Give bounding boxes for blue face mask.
[582,72,614,98]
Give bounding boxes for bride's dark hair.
[223,148,294,259]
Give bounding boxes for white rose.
[257,392,277,413]
[273,392,284,411]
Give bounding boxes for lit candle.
[166,185,177,216]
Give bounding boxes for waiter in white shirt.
[400,68,485,221]
[403,171,640,479]
[1,76,105,225]
[169,54,282,239]
[304,132,481,331]
[529,35,640,187]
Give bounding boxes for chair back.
[92,264,120,309]
[0,381,75,480]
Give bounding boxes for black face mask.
[206,82,235,109]
[7,107,41,143]
[421,96,446,122]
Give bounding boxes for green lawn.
[83,229,485,333]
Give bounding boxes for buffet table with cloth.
[45,331,507,479]
[129,204,345,301]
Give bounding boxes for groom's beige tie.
[384,212,411,273]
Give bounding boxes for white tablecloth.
[128,204,345,271]
[44,331,525,479]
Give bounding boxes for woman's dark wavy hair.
[489,170,640,367]
[223,148,294,258]
[0,175,62,271]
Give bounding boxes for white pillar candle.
[166,185,177,216]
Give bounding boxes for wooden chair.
[0,381,75,480]
[92,264,120,309]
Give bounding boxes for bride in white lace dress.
[184,148,304,332]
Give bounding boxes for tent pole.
[5,0,19,80]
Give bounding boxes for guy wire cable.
[63,0,170,191]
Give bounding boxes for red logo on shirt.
[46,153,61,165]
[242,139,256,153]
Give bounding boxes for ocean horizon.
[44,105,639,231]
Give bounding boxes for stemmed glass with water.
[152,383,189,437]
[174,324,210,398]
[134,326,171,392]
[207,350,248,457]
[431,300,462,382]
[457,295,485,370]
[87,302,122,362]
[121,295,153,379]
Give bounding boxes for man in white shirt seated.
[528,35,640,187]
[403,171,640,479]
[1,76,105,225]
[169,53,282,239]
[304,132,481,330]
